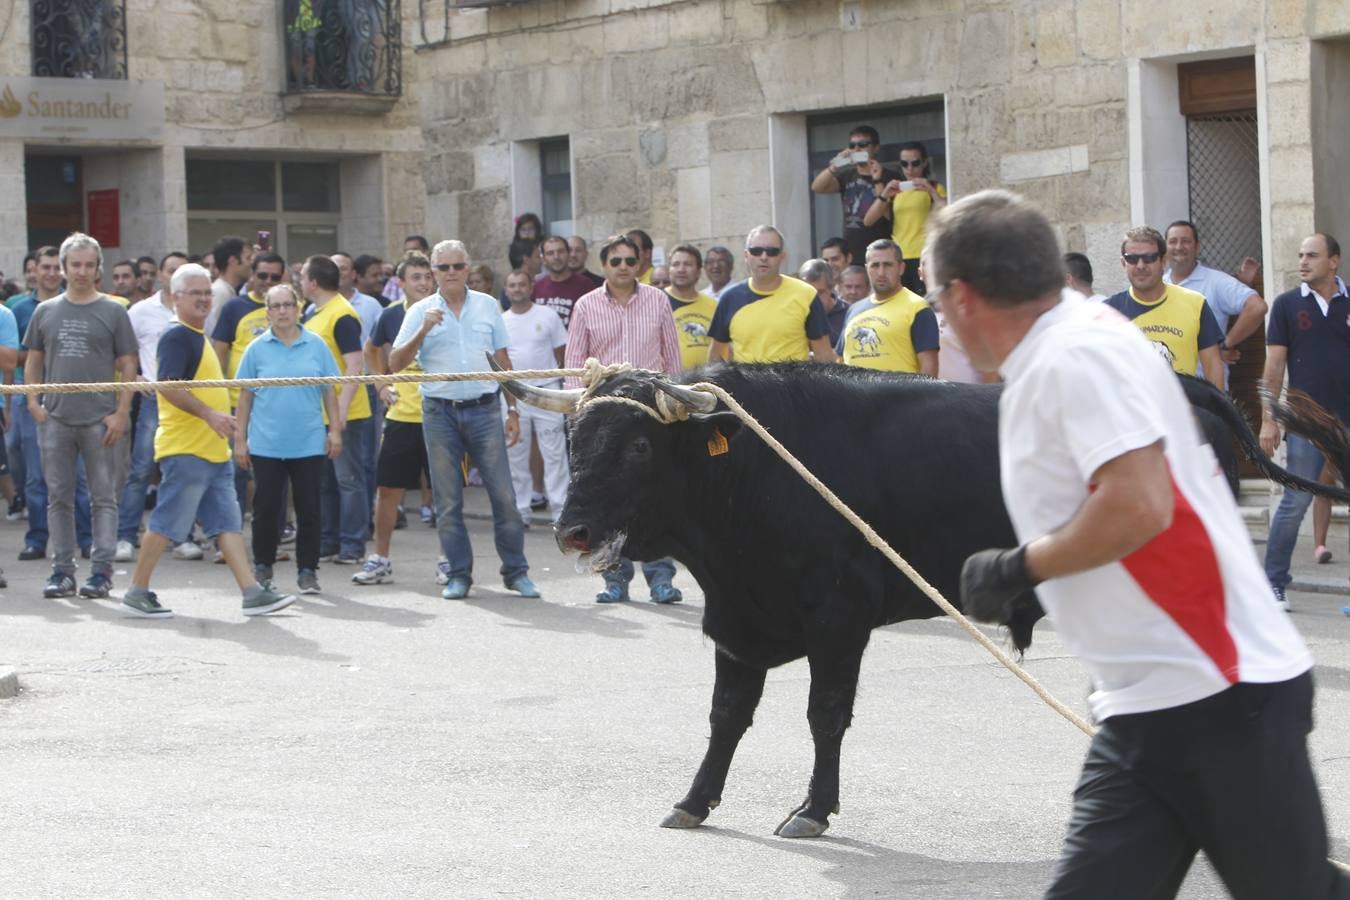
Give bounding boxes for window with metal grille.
[31,0,127,79]
[1185,112,1261,274]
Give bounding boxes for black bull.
[504,362,1350,838]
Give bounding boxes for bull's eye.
[631,436,651,456]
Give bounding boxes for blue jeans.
[118,394,158,543]
[14,402,91,551]
[1263,434,1331,589]
[320,415,373,557]
[605,558,676,591]
[423,397,527,584]
[6,401,25,497]
[148,455,242,541]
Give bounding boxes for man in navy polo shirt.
[1259,233,1348,610]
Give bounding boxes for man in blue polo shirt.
[389,238,539,601]
[1259,232,1348,610]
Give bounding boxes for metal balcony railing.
[285,0,402,96]
[31,0,128,80]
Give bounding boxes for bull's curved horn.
[485,352,583,413]
[654,381,718,414]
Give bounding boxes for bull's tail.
[1179,375,1350,503]
[1264,387,1350,489]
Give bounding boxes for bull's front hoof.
[774,813,830,838]
[660,807,707,829]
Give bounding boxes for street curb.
[1290,579,1350,597]
[0,668,19,699]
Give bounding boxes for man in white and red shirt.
[565,234,683,605]
[935,191,1343,898]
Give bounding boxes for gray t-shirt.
[24,295,138,425]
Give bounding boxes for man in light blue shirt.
[1164,220,1267,386]
[390,239,538,601]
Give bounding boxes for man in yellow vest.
[119,263,294,619]
[300,254,373,565]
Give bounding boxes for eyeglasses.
[255,271,283,282]
[900,159,925,168]
[180,289,212,299]
[848,140,874,149]
[746,247,783,257]
[1122,252,1162,265]
[267,301,297,311]
[434,262,469,272]
[606,256,638,267]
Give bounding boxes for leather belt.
[434,391,499,409]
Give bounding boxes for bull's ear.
[691,411,742,441]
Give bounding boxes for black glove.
[960,545,1040,624]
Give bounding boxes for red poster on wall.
[87,190,120,249]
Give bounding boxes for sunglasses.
[746,246,783,257]
[434,262,469,272]
[1122,252,1162,265]
[606,256,638,267]
[848,140,874,149]
[900,159,925,168]
[254,271,283,282]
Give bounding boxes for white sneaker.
[114,540,136,562]
[352,554,393,585]
[172,541,204,560]
[435,557,451,586]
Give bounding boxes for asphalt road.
[1,500,1347,898]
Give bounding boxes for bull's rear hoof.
[774,814,829,838]
[660,807,707,829]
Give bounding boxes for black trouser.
[250,455,323,572]
[1047,672,1347,899]
[902,258,926,295]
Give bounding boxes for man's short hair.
[397,250,431,279]
[1120,226,1166,257]
[705,245,732,262]
[625,229,654,252]
[23,252,36,267]
[668,243,702,268]
[841,264,868,280]
[540,235,569,254]
[849,125,880,146]
[160,251,188,270]
[404,234,430,252]
[1165,220,1199,243]
[1063,252,1094,287]
[798,258,833,285]
[432,239,468,263]
[820,237,850,258]
[59,232,103,271]
[303,254,341,292]
[567,234,587,248]
[599,234,640,265]
[353,253,383,277]
[864,238,903,261]
[212,236,247,272]
[112,259,135,273]
[745,225,784,249]
[170,262,211,294]
[927,189,1065,307]
[505,268,532,285]
[136,254,157,267]
[1315,232,1342,259]
[507,238,538,270]
[36,245,59,261]
[253,252,285,271]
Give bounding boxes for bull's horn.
[485,352,583,413]
[654,381,718,414]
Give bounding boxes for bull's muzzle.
[557,524,590,553]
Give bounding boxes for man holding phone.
[810,125,890,264]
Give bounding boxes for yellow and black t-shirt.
[838,289,940,372]
[210,291,269,407]
[154,322,231,463]
[371,300,423,424]
[1103,284,1223,375]
[666,289,719,371]
[708,277,829,363]
[302,294,370,422]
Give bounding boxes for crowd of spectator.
[0,118,1334,616]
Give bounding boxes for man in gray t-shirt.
[23,233,138,600]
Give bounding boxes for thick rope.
[0,368,587,396]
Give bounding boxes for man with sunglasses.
[811,125,890,265]
[708,225,836,364]
[564,234,683,605]
[390,240,540,602]
[1103,226,1225,389]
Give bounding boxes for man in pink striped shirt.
[564,234,684,605]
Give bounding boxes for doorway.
[26,154,85,251]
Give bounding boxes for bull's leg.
[775,647,865,838]
[661,647,767,829]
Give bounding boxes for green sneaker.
[242,587,296,617]
[121,589,174,619]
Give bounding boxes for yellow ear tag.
[707,428,729,457]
